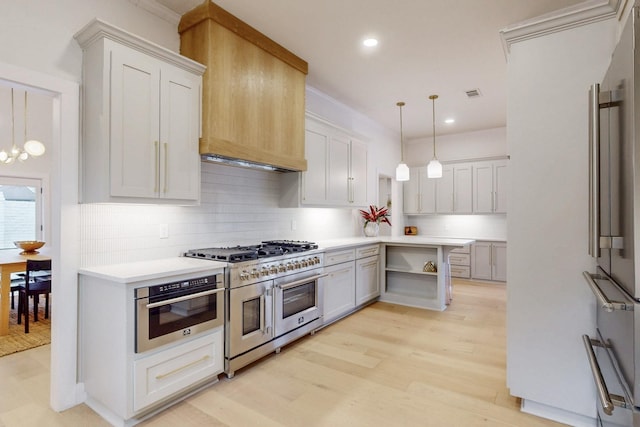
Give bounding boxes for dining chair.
[16,259,51,333]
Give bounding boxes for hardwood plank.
[0,280,568,426]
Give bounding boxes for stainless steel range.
[185,240,326,378]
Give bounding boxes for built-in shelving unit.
[381,244,449,311]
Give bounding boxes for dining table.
[0,248,51,336]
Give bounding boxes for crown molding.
[128,0,181,26]
[500,0,622,57]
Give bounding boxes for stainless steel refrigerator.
[584,5,640,426]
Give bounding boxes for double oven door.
[227,268,325,359]
[273,269,325,337]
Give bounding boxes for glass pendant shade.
[427,158,442,178]
[24,139,45,156]
[396,162,410,181]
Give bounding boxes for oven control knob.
[301,259,308,267]
[251,269,259,278]
[240,271,250,280]
[313,256,320,265]
[269,266,277,274]
[294,261,301,269]
[286,263,294,271]
[261,267,269,276]
[278,264,286,273]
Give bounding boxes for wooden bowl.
[14,241,45,254]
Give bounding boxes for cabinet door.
[436,166,454,213]
[492,242,507,282]
[324,262,356,323]
[356,255,380,305]
[110,45,160,198]
[302,126,329,204]
[494,161,508,214]
[403,166,434,214]
[403,167,420,214]
[349,138,367,206]
[454,164,473,213]
[327,134,350,205]
[473,163,494,213]
[471,242,492,280]
[160,65,201,200]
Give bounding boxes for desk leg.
[0,266,8,336]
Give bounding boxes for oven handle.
[582,335,630,416]
[277,273,328,290]
[146,287,225,309]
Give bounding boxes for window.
[0,177,42,249]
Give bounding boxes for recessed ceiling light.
[445,118,455,124]
[363,38,378,47]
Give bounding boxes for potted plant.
[359,205,391,237]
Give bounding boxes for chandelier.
[0,88,46,164]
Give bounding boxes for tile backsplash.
[80,162,358,267]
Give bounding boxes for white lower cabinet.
[471,241,507,282]
[356,255,380,306]
[449,246,471,279]
[323,249,356,324]
[323,244,380,325]
[133,331,223,412]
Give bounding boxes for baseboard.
[521,399,598,427]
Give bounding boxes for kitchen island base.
[380,239,472,311]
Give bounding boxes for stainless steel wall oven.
[135,273,225,353]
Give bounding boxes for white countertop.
[78,257,227,283]
[317,236,475,251]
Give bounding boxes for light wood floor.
[0,280,567,426]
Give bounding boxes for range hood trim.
[201,154,298,173]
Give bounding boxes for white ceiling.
[153,0,584,139]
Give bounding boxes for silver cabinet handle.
[588,83,600,258]
[155,355,210,380]
[582,271,634,312]
[582,335,615,415]
[154,140,160,193]
[163,142,169,193]
[146,287,224,309]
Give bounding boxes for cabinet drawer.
[449,253,470,266]
[450,245,470,254]
[133,329,223,412]
[325,249,356,266]
[450,265,470,278]
[356,244,379,259]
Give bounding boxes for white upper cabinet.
[436,163,472,214]
[473,160,508,214]
[403,166,436,214]
[75,19,205,204]
[282,115,367,207]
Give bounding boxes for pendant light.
[395,101,410,181]
[0,88,46,164]
[427,94,442,178]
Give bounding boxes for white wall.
[405,126,507,165]
[506,15,616,425]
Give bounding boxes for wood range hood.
[178,1,308,172]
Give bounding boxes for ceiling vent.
[465,88,482,98]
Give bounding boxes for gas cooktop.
[184,240,319,263]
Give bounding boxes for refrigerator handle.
[582,271,635,312]
[588,83,601,258]
[581,335,629,416]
